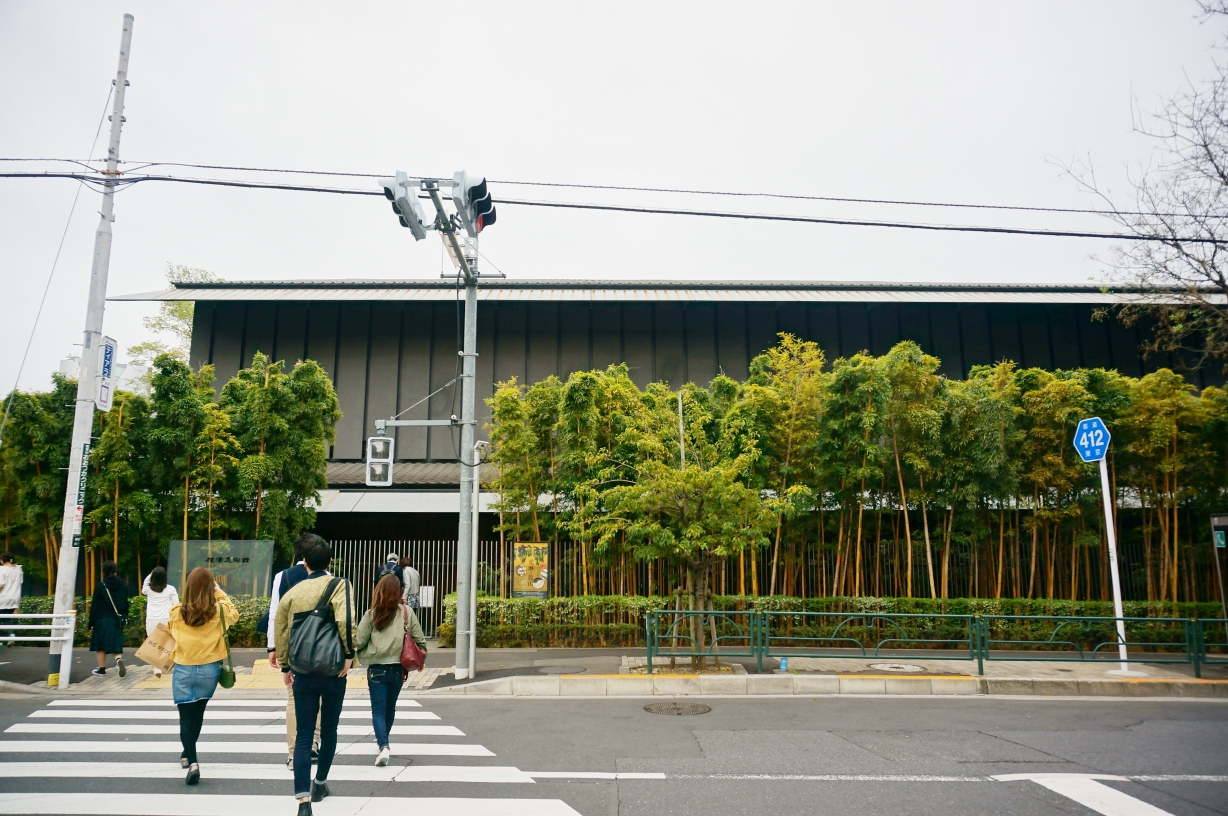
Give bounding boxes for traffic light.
[365,436,395,487]
[378,171,429,240]
[452,171,497,238]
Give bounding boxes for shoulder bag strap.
[344,579,353,654]
[103,583,121,618]
[219,601,234,672]
[315,577,342,612]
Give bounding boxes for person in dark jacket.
[89,560,129,676]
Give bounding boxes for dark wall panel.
[838,304,869,357]
[777,303,809,343]
[493,304,527,387]
[476,304,496,432]
[988,304,1021,366]
[395,305,432,460]
[1078,306,1114,370]
[274,304,308,365]
[746,304,778,361]
[898,304,931,353]
[808,304,841,361]
[305,303,340,383]
[364,304,401,455]
[928,304,963,377]
[332,304,371,460]
[190,304,214,371]
[1107,319,1143,377]
[685,305,717,385]
[210,303,246,395]
[868,304,898,356]
[959,305,992,369]
[427,303,459,459]
[623,304,654,388]
[1048,305,1084,370]
[559,304,591,380]
[1017,304,1052,371]
[655,303,685,388]
[526,303,559,385]
[243,303,277,365]
[715,304,748,380]
[591,304,622,371]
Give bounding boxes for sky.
[0,1,1223,392]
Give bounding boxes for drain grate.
[867,662,926,673]
[538,666,587,675]
[644,702,711,716]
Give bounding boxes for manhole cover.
[644,702,711,716]
[868,662,926,673]
[538,666,587,675]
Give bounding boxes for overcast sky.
[0,1,1222,392]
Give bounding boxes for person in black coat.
[89,560,129,676]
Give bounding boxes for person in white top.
[0,553,23,647]
[142,566,180,676]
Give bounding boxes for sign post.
[1073,417,1144,676]
[1211,514,1228,622]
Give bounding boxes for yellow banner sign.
[512,542,549,598]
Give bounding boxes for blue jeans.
[367,664,404,749]
[291,673,345,799]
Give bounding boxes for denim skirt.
[172,661,222,705]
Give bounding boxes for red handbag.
[400,606,425,672]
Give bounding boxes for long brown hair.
[180,567,217,627]
[371,574,402,630]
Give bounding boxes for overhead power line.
[0,170,1216,244]
[0,156,1207,220]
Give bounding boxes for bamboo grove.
[0,352,339,594]
[487,335,1228,610]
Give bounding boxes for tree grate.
[643,702,711,716]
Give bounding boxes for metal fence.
[0,613,76,689]
[330,539,501,637]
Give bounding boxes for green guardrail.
[646,609,1221,677]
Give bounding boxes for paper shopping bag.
[135,623,176,673]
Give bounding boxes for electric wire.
[0,89,114,448]
[1,171,1212,243]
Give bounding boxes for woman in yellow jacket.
[167,567,238,786]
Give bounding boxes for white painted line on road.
[6,724,464,736]
[29,709,440,720]
[46,698,421,708]
[0,794,581,816]
[0,762,535,784]
[1127,775,1228,782]
[669,773,984,781]
[0,740,495,756]
[527,772,667,780]
[1031,777,1173,816]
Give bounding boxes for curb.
[422,673,1228,698]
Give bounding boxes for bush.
[20,595,270,648]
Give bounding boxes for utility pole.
[49,14,134,687]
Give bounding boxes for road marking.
[0,762,535,783]
[0,794,581,816]
[29,709,439,720]
[527,772,667,780]
[669,773,984,781]
[45,698,421,708]
[0,740,495,756]
[6,724,464,736]
[993,774,1176,816]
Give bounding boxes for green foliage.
[127,264,219,365]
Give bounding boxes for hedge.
[20,595,270,648]
[437,594,1224,648]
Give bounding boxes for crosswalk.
[0,692,614,815]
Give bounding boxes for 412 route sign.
[1073,416,1111,463]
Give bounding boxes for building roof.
[112,278,1164,305]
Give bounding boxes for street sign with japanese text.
[1073,416,1111,463]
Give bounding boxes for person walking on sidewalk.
[356,573,427,766]
[142,567,179,677]
[267,535,322,769]
[398,557,421,611]
[274,536,356,816]
[88,560,129,677]
[0,553,23,647]
[167,567,238,786]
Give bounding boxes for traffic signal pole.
[49,14,134,688]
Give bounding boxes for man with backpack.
[266,535,322,769]
[273,536,357,816]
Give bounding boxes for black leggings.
[177,700,209,764]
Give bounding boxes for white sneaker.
[153,669,163,678]
[374,747,390,767]
[286,754,294,770]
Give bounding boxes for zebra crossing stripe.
[0,794,581,816]
[0,741,495,756]
[6,724,464,736]
[29,710,440,721]
[45,699,422,708]
[0,762,536,783]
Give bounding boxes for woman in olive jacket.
[355,574,427,766]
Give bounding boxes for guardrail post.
[646,611,654,676]
[754,611,764,674]
[1192,620,1202,679]
[975,616,985,676]
[57,613,75,690]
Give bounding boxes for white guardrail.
[0,612,76,689]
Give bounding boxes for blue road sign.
[1073,416,1112,463]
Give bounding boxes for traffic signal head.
[378,171,429,240]
[365,436,395,487]
[452,170,497,238]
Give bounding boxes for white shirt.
[267,559,306,650]
[0,564,22,609]
[141,573,180,622]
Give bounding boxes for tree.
[85,390,156,567]
[147,355,215,546]
[128,263,220,365]
[192,402,240,542]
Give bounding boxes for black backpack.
[288,577,352,676]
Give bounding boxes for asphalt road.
[0,692,1224,815]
